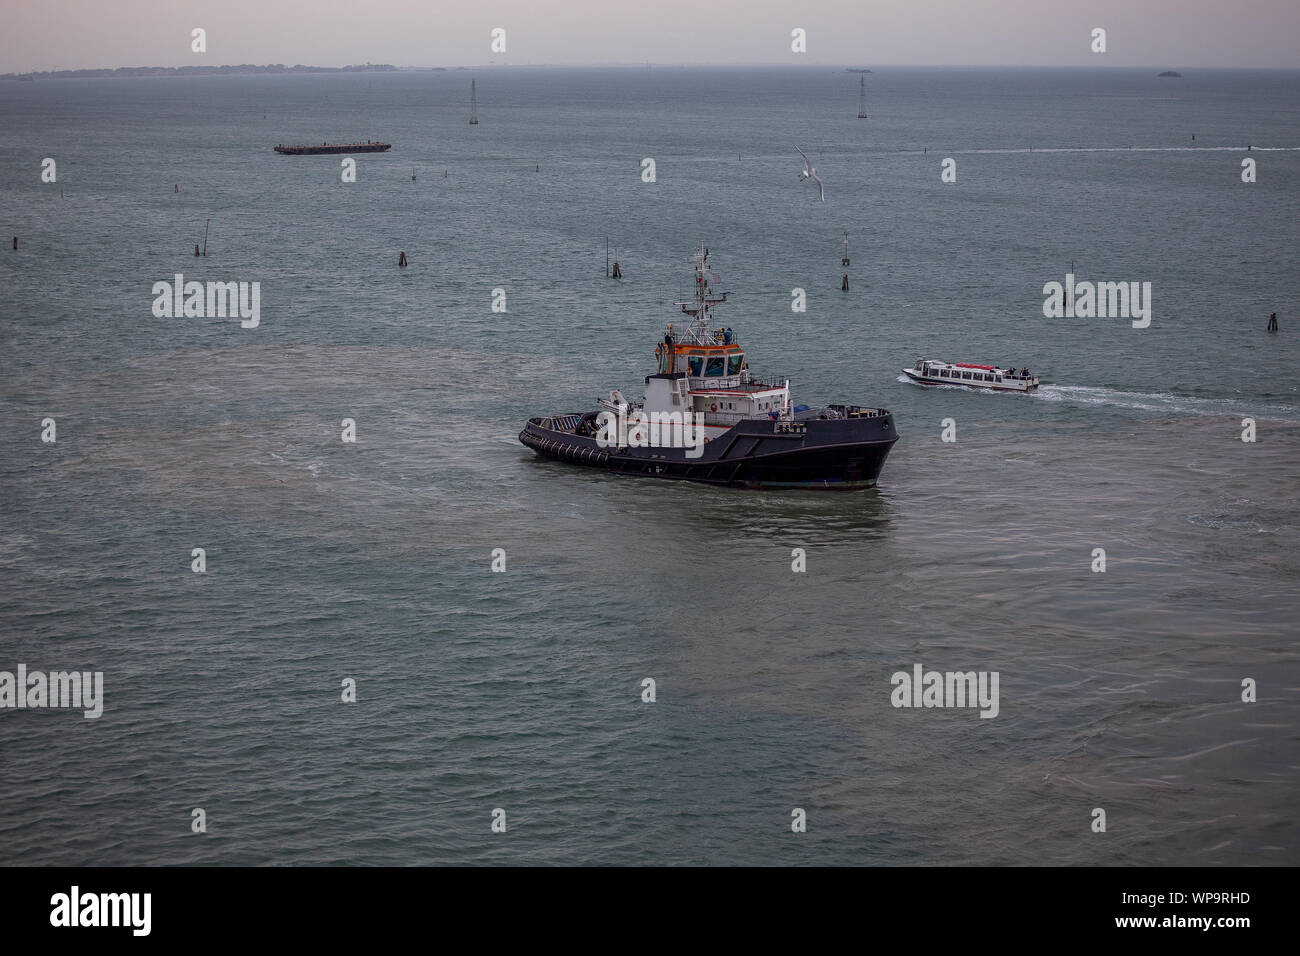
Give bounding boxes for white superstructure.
[636,244,793,440]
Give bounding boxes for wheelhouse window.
[727,354,744,375]
[688,355,704,376]
[705,356,725,377]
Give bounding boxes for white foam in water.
[896,376,1300,420]
[1034,384,1300,420]
[955,146,1300,154]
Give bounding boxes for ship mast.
[469,80,479,125]
[677,241,727,345]
[857,75,868,119]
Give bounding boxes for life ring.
[710,403,717,412]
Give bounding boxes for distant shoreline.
[2,63,402,81]
[6,63,1297,81]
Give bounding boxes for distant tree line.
[2,63,400,81]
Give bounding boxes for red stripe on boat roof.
[954,363,995,370]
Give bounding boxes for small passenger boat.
[903,359,1039,391]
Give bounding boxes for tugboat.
[903,359,1039,391]
[519,244,899,488]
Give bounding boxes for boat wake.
[1034,384,1300,420]
[896,376,1300,420]
[950,146,1300,154]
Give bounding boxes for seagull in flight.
[795,146,824,202]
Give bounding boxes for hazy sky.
[3,0,1298,72]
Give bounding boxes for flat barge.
[274,141,391,155]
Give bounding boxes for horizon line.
[7,62,1299,78]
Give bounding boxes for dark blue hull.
[519,407,899,489]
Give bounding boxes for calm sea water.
[1,67,1297,866]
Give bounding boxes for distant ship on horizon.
[274,141,391,155]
